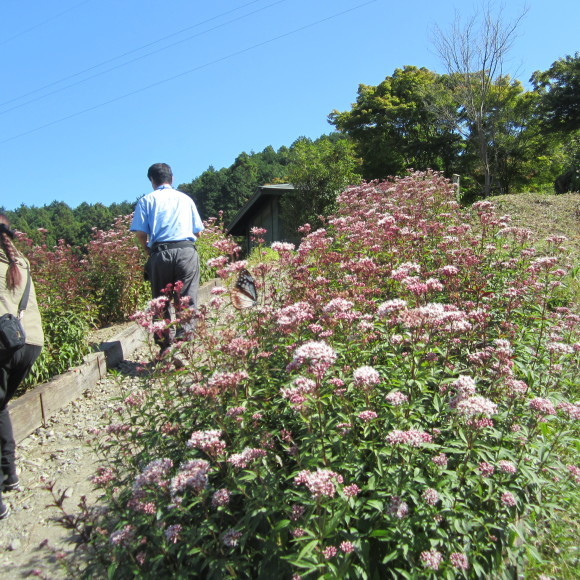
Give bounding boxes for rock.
[8,538,21,551]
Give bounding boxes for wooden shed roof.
[227,183,294,236]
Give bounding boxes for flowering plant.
[68,172,577,579]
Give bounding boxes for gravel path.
[0,331,150,579]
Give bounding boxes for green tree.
[468,76,561,195]
[282,135,361,232]
[180,165,229,220]
[532,53,580,134]
[45,201,81,246]
[432,4,527,196]
[74,202,114,245]
[180,146,292,224]
[531,53,580,193]
[329,66,462,180]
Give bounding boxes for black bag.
[0,266,31,352]
[0,313,26,351]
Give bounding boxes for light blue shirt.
[130,185,204,247]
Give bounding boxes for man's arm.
[135,230,150,255]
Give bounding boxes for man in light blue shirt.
[131,163,204,350]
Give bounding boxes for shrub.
[61,173,579,578]
[16,234,96,390]
[84,215,150,327]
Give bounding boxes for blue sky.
[1,0,578,211]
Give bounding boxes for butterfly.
[230,269,258,309]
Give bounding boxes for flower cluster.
[186,430,226,455]
[287,341,337,377]
[228,448,267,469]
[352,366,380,388]
[386,429,433,447]
[294,469,344,499]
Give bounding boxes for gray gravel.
[0,333,150,579]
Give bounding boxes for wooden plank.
[37,356,102,420]
[9,390,44,443]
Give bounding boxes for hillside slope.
[488,192,579,259]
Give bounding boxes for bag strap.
[17,267,31,319]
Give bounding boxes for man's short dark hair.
[147,163,173,186]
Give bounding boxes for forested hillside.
[2,200,135,248]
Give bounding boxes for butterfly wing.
[231,269,258,309]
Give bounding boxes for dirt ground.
[0,325,150,579]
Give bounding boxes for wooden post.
[452,174,461,201]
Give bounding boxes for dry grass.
[488,192,580,261]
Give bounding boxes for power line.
[0,0,272,110]
[0,0,287,116]
[0,0,96,46]
[0,0,377,145]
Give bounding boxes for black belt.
[151,241,196,253]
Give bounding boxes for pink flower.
[386,429,432,447]
[566,465,580,484]
[287,341,337,377]
[353,366,380,388]
[228,448,267,469]
[420,549,443,570]
[322,546,338,560]
[439,265,460,277]
[387,496,409,518]
[450,552,469,570]
[391,262,421,280]
[498,461,517,474]
[343,484,361,497]
[547,341,574,354]
[290,504,305,521]
[501,491,517,507]
[422,488,440,506]
[91,467,115,487]
[336,422,352,435]
[110,524,135,546]
[133,458,173,491]
[557,401,580,420]
[455,396,498,419]
[276,302,315,330]
[208,370,249,391]
[431,453,448,468]
[377,299,408,317]
[222,529,242,547]
[294,469,344,499]
[505,378,528,397]
[164,524,182,544]
[340,541,355,553]
[478,462,495,477]
[529,397,556,415]
[358,410,378,422]
[271,242,295,252]
[451,375,477,396]
[212,489,231,507]
[385,391,408,406]
[170,460,210,497]
[323,298,354,313]
[187,430,226,455]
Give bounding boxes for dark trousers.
[0,344,42,505]
[149,245,200,348]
